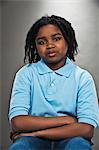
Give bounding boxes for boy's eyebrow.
[36,33,62,40]
[52,33,62,37]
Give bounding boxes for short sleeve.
[77,71,99,128]
[8,66,32,121]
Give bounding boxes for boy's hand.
[10,131,36,142]
[64,116,77,124]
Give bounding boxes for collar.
[37,57,75,78]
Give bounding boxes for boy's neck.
[44,58,67,71]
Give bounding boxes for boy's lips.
[47,51,57,57]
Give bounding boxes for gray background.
[0,0,99,149]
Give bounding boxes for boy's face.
[35,24,68,70]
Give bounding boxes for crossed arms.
[10,115,94,141]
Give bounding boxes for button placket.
[50,72,56,86]
[46,72,57,95]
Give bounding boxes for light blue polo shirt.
[9,57,99,128]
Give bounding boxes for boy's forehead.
[36,24,63,37]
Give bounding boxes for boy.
[8,15,99,150]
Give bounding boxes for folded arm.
[11,115,94,142]
[35,122,94,140]
[13,122,94,141]
[11,115,77,132]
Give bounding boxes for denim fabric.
[8,136,92,150]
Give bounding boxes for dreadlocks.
[24,15,78,63]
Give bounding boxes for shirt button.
[52,72,55,75]
[51,83,54,87]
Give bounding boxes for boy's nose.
[46,40,55,49]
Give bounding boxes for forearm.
[35,123,94,140]
[11,115,77,132]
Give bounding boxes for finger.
[13,134,22,141]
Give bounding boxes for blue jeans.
[8,136,92,150]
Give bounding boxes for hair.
[24,15,78,63]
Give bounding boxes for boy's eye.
[37,40,47,45]
[53,36,62,42]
